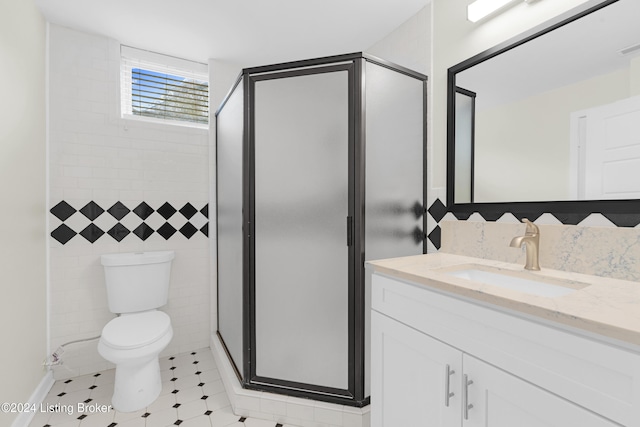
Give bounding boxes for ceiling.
[35,0,429,67]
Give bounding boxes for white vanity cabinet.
[371,273,638,427]
[371,310,461,426]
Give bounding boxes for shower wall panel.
[363,62,426,397]
[216,79,245,377]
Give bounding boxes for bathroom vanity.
[368,253,640,427]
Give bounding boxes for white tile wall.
[48,24,210,379]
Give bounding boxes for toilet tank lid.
[101,251,175,267]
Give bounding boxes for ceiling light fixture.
[618,42,640,57]
[468,0,540,23]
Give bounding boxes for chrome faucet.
[509,218,540,271]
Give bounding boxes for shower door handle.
[347,216,353,246]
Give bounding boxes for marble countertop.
[367,253,640,348]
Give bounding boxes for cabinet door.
[371,311,461,427]
[462,355,619,427]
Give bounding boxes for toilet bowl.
[98,311,173,412]
[98,251,175,413]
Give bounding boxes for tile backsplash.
[425,197,640,252]
[439,218,640,282]
[424,195,640,281]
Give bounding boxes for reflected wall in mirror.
[448,0,640,206]
[454,87,475,204]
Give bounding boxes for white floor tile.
[58,389,91,406]
[205,391,230,412]
[172,353,196,367]
[113,417,146,427]
[195,358,216,371]
[28,409,52,427]
[199,369,221,382]
[160,377,177,396]
[112,407,148,424]
[50,420,81,427]
[46,409,81,426]
[175,373,201,390]
[180,414,213,427]
[207,405,241,426]
[202,378,225,396]
[30,348,301,427]
[49,380,67,396]
[175,385,205,404]
[144,407,178,427]
[161,368,176,383]
[90,393,114,407]
[160,357,174,371]
[41,392,62,406]
[76,409,115,427]
[245,417,279,427]
[177,398,208,421]
[63,374,97,393]
[172,363,199,378]
[147,392,177,413]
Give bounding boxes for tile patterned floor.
[29,348,298,427]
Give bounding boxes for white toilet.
[98,251,175,413]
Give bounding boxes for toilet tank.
[101,251,175,314]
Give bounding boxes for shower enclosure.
[216,52,427,407]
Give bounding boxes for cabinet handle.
[444,364,455,407]
[463,374,474,420]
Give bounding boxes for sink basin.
[443,265,587,297]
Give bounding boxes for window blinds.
[121,46,209,126]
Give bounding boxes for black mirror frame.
[445,0,640,220]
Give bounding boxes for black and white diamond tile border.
[29,349,297,427]
[50,201,209,245]
[426,197,640,250]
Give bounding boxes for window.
[121,46,209,127]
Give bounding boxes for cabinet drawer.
[371,273,640,426]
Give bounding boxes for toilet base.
[98,312,173,412]
[98,321,173,413]
[111,356,162,412]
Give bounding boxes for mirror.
[447,0,640,209]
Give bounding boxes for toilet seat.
[101,311,171,350]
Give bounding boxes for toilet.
[98,251,175,413]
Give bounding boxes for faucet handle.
[522,218,539,235]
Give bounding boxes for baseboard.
[11,370,55,427]
[209,333,242,410]
[209,334,370,427]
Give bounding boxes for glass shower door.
[251,66,351,391]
